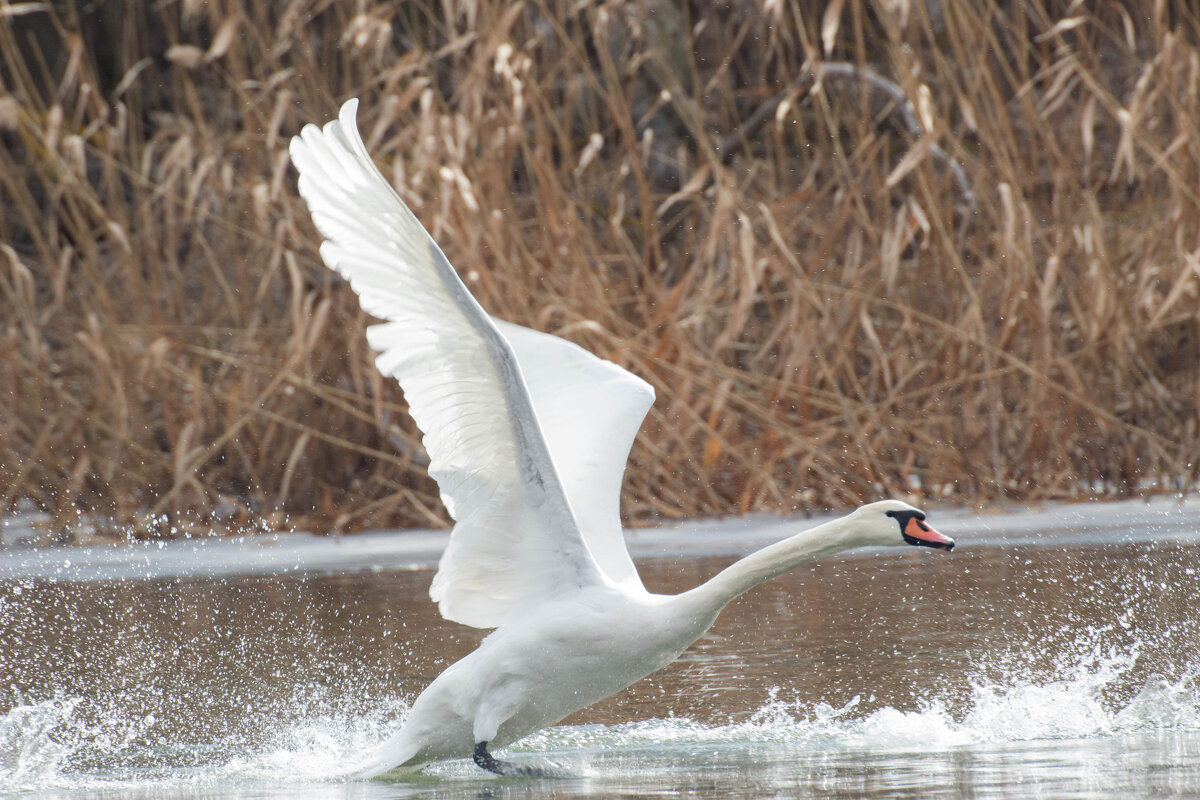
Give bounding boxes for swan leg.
[472,741,508,774]
[473,741,545,777]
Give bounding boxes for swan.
[289,99,955,778]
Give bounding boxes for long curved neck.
[674,515,865,621]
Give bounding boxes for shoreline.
[1,496,1197,582]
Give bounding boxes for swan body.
[289,99,955,778]
[355,587,701,773]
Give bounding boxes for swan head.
[849,500,955,551]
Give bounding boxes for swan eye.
[885,508,919,527]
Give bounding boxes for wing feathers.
[292,99,603,628]
[491,321,654,589]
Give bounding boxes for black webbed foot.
[473,741,548,777]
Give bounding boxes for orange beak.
[903,516,955,551]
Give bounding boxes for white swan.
[289,99,955,778]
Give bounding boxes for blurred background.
[0,0,1197,540]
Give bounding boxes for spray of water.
[519,645,1199,756]
[2,632,1196,792]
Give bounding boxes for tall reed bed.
[0,0,1197,540]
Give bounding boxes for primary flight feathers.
[289,99,655,628]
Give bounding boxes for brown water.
[1,506,1199,798]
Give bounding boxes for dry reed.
[1,0,1197,541]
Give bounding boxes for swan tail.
[341,733,422,780]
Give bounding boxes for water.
[1,501,1198,798]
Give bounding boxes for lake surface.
[1,500,1198,798]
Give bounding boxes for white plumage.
[290,98,955,777]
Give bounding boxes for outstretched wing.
[492,321,653,590]
[290,99,602,628]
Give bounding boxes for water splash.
[222,697,412,783]
[0,696,76,789]
[1,637,1197,792]
[522,643,1200,754]
[0,689,410,791]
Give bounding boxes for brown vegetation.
[1,0,1198,541]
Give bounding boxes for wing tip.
[288,96,363,165]
[339,97,360,129]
